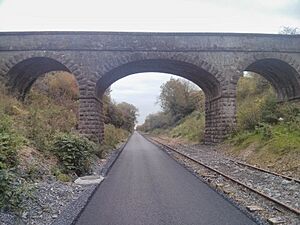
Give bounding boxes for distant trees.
[138,78,204,132]
[138,112,171,132]
[103,90,138,133]
[159,78,204,122]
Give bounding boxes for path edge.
[50,133,133,225]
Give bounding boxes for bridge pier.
[0,32,299,145]
[78,96,104,143]
[204,96,236,144]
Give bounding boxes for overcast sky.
[1,0,299,124]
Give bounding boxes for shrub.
[0,169,33,215]
[25,92,77,151]
[96,124,129,158]
[0,116,24,169]
[255,122,272,140]
[52,133,96,176]
[170,111,205,142]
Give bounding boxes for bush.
[51,167,72,182]
[25,92,77,151]
[170,111,205,142]
[52,134,96,176]
[0,169,33,215]
[0,116,24,169]
[96,124,129,158]
[255,123,272,140]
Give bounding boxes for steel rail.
[158,137,300,184]
[146,136,300,216]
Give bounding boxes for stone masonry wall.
[0,32,299,144]
[78,97,104,143]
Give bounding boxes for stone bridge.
[0,32,300,144]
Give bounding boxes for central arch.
[96,59,221,100]
[93,58,223,144]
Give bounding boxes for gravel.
[0,140,128,225]
[149,136,300,225]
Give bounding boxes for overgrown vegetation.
[52,133,96,176]
[0,71,137,216]
[227,73,300,173]
[137,77,205,142]
[0,169,33,215]
[139,73,299,174]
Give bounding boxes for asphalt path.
[75,132,257,225]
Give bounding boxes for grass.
[226,122,300,176]
[147,110,206,143]
[0,73,131,215]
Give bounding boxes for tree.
[137,112,171,132]
[116,102,138,132]
[159,78,204,122]
[279,26,299,35]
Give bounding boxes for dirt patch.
[18,146,58,177]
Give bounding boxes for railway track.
[144,135,300,218]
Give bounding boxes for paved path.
[75,132,257,225]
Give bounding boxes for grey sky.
[1,0,299,124]
[110,73,177,124]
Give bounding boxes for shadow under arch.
[5,56,80,100]
[244,58,300,101]
[95,59,221,101]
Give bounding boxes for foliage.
[0,70,135,217]
[0,169,33,215]
[32,71,79,105]
[97,124,130,158]
[138,77,205,142]
[137,112,172,132]
[229,72,300,168]
[103,124,129,148]
[103,90,138,133]
[116,102,139,132]
[51,167,72,182]
[0,116,24,170]
[25,93,78,151]
[236,73,276,131]
[170,111,205,142]
[52,133,96,176]
[159,78,204,122]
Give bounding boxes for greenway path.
[74,132,256,225]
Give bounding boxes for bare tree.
[279,26,299,35]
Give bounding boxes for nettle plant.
[53,133,96,176]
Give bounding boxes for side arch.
[0,52,84,99]
[237,54,300,101]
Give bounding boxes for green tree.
[116,102,139,132]
[138,112,171,132]
[159,78,203,122]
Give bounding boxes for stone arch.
[236,54,300,101]
[95,54,222,101]
[90,55,234,144]
[1,52,84,99]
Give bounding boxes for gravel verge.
[145,135,300,225]
[0,136,130,225]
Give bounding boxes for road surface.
[75,132,257,225]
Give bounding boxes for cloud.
[0,0,299,32]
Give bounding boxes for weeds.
[52,133,96,176]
